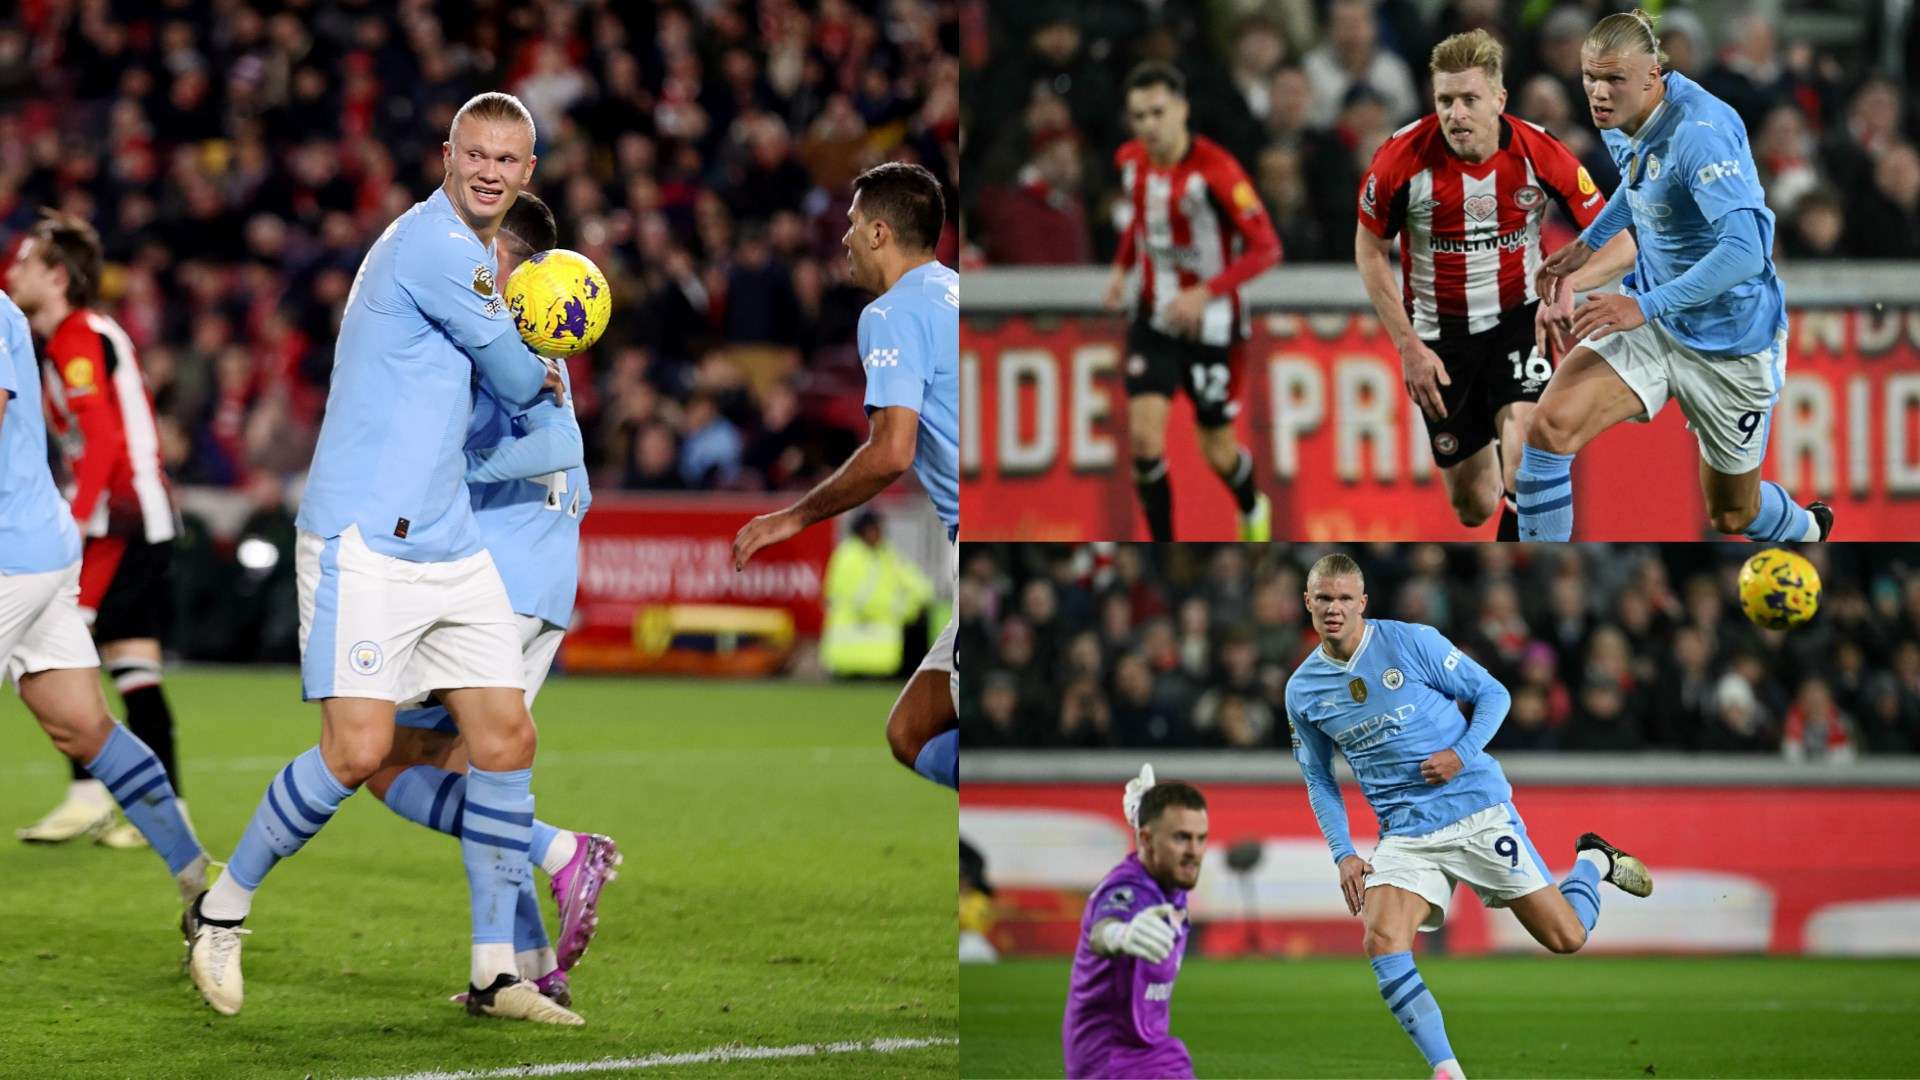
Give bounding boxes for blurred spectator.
[1302,0,1420,128]
[1782,677,1857,763]
[1781,186,1848,259]
[1700,13,1797,138]
[974,126,1091,264]
[1843,142,1920,258]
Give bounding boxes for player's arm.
[53,346,125,527]
[732,405,916,571]
[1085,885,1179,963]
[1412,625,1511,783]
[465,396,584,483]
[1354,224,1453,421]
[1103,215,1138,311]
[397,232,549,411]
[1200,159,1282,297]
[1628,209,1765,323]
[1293,710,1374,917]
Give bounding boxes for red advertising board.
[561,496,833,671]
[962,782,1920,956]
[960,309,1920,539]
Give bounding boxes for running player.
[1102,61,1281,542]
[7,210,189,848]
[184,92,579,1024]
[1355,31,1629,539]
[1062,764,1205,1080]
[0,285,208,907]
[733,161,958,793]
[1286,553,1652,1079]
[1523,10,1831,543]
[362,191,616,1009]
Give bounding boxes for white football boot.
[183,893,248,1016]
[17,781,114,843]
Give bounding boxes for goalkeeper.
[1061,765,1207,1079]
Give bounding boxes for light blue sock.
[1371,951,1455,1068]
[1741,481,1816,542]
[1516,444,1575,541]
[382,764,466,836]
[86,723,202,875]
[529,818,562,867]
[226,745,352,889]
[514,876,551,955]
[1561,857,1603,934]
[463,767,534,948]
[913,729,958,790]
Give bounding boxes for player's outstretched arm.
[731,404,918,570]
[465,397,583,484]
[1088,905,1179,963]
[1620,208,1766,325]
[1538,231,1638,355]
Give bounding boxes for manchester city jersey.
[466,368,589,627]
[0,292,81,575]
[1598,70,1786,357]
[1285,619,1513,849]
[859,260,958,537]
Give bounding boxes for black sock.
[68,754,88,782]
[1134,456,1174,541]
[1496,492,1520,542]
[111,661,180,794]
[1223,448,1258,514]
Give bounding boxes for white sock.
[516,946,558,980]
[1434,1057,1466,1079]
[541,831,579,877]
[1800,511,1823,542]
[201,870,254,922]
[69,779,110,806]
[1577,848,1612,882]
[472,942,517,989]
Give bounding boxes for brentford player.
[1101,62,1282,542]
[5,210,187,847]
[1353,31,1632,538]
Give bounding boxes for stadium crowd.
[960,0,1920,264]
[1,0,958,495]
[958,543,1920,759]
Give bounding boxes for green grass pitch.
[0,670,955,1079]
[963,955,1920,1078]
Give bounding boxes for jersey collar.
[1627,80,1674,148]
[1315,621,1374,672]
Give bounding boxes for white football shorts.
[296,524,524,703]
[914,532,957,710]
[1580,315,1787,476]
[0,560,101,687]
[1364,802,1555,931]
[393,613,564,733]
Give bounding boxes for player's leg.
[95,637,182,848]
[1127,393,1174,541]
[1493,401,1534,541]
[1438,444,1504,530]
[1517,343,1650,540]
[22,536,127,844]
[19,666,206,896]
[1195,423,1269,542]
[1678,333,1831,541]
[887,668,957,787]
[1362,883,1464,1079]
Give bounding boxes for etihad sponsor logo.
[1430,228,1531,254]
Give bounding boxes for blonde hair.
[1430,29,1504,88]
[1585,8,1668,66]
[1306,553,1365,591]
[448,91,537,149]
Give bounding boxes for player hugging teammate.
[1355,30,1623,539]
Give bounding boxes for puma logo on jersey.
[867,305,892,319]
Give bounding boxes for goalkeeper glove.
[1122,762,1156,828]
[1098,903,1179,964]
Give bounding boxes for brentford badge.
[1514,185,1545,209]
[1349,677,1367,703]
[1434,433,1459,455]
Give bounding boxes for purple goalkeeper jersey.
[1062,853,1194,1080]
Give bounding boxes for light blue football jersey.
[1596,70,1786,357]
[860,260,958,537]
[0,291,81,575]
[466,366,589,628]
[297,187,546,562]
[1285,619,1513,859]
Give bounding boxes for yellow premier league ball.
[504,248,611,357]
[1737,548,1821,630]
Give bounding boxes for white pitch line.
[338,1035,957,1080]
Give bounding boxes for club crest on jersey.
[1349,677,1368,703]
[349,640,384,676]
[1513,185,1544,209]
[471,264,495,297]
[1463,193,1497,222]
[1645,155,1663,181]
[1383,667,1405,690]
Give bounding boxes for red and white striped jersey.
[1358,114,1604,341]
[1113,134,1282,347]
[41,307,176,543]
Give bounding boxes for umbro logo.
[863,347,900,368]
